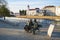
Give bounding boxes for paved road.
[0,20,60,40]
[0,28,60,40]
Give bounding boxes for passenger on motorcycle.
[33,19,38,30]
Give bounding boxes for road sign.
[47,24,55,37]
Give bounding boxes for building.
[43,6,60,16]
[14,13,20,16]
[26,5,43,16]
[10,12,20,17]
[43,6,56,16]
[56,6,60,16]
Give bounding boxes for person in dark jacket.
[24,19,33,32]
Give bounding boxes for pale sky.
[7,0,60,13]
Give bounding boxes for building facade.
[43,6,56,16]
[56,6,60,16]
[43,6,60,16]
[26,5,43,16]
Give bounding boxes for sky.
[7,0,60,13]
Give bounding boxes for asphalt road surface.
[0,20,60,40]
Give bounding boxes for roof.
[29,8,39,11]
[44,6,55,8]
[29,9,36,11]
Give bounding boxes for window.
[36,9,40,13]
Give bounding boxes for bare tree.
[0,0,7,5]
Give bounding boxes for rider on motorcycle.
[24,19,33,32]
